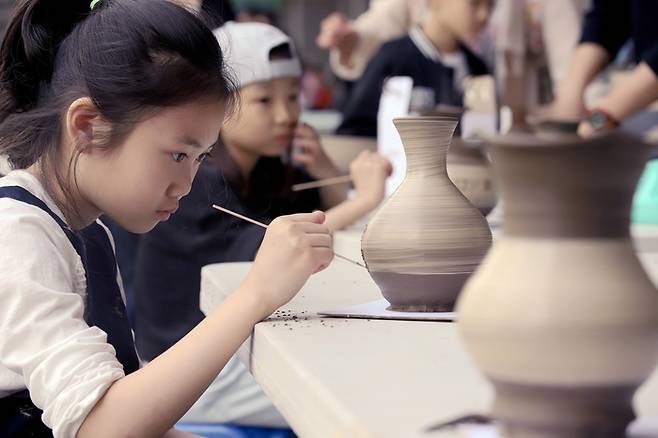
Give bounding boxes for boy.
[337,0,494,137]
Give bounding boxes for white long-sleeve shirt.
[0,170,126,438]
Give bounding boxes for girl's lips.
[156,204,177,221]
[156,211,171,221]
[275,134,293,145]
[157,206,178,215]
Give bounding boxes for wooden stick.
[291,175,352,192]
[211,204,367,269]
[212,204,268,229]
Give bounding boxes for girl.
[133,22,391,428]
[0,1,333,437]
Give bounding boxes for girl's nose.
[167,165,195,199]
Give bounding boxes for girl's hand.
[350,151,392,209]
[292,123,340,179]
[239,211,333,320]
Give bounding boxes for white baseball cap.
[214,21,302,88]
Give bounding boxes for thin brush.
[212,204,367,269]
[291,175,352,192]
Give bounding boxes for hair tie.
[90,0,102,10]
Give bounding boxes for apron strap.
[0,185,139,436]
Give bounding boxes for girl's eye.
[257,96,271,104]
[172,152,187,162]
[289,93,299,102]
[196,152,212,163]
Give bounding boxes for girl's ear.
[65,97,110,153]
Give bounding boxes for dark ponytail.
[0,1,89,115]
[0,0,235,170]
[0,1,91,169]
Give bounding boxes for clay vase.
[457,131,658,437]
[447,138,496,216]
[361,116,492,312]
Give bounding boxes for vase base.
[369,271,471,312]
[491,379,636,438]
[387,304,453,312]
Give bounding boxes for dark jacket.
[580,0,658,75]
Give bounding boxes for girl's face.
[76,99,224,233]
[222,77,301,158]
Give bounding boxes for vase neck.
[490,132,649,239]
[394,118,457,176]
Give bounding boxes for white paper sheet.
[318,298,456,322]
[376,76,413,195]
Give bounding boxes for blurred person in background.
[550,0,658,137]
[492,0,588,129]
[317,0,588,116]
[334,0,493,137]
[317,0,427,81]
[232,0,283,24]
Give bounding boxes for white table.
[199,227,658,438]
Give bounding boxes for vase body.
[361,116,492,311]
[447,138,496,216]
[457,131,658,437]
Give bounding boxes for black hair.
[0,0,236,217]
[201,0,235,28]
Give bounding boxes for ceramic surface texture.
[457,131,658,437]
[362,116,492,311]
[447,138,496,215]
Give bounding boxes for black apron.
[0,186,139,437]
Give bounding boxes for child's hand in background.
[292,123,340,180]
[315,12,359,67]
[240,211,333,320]
[350,151,392,209]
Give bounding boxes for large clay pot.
[457,131,658,437]
[361,116,492,312]
[447,138,496,216]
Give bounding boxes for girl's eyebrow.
[177,136,203,149]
